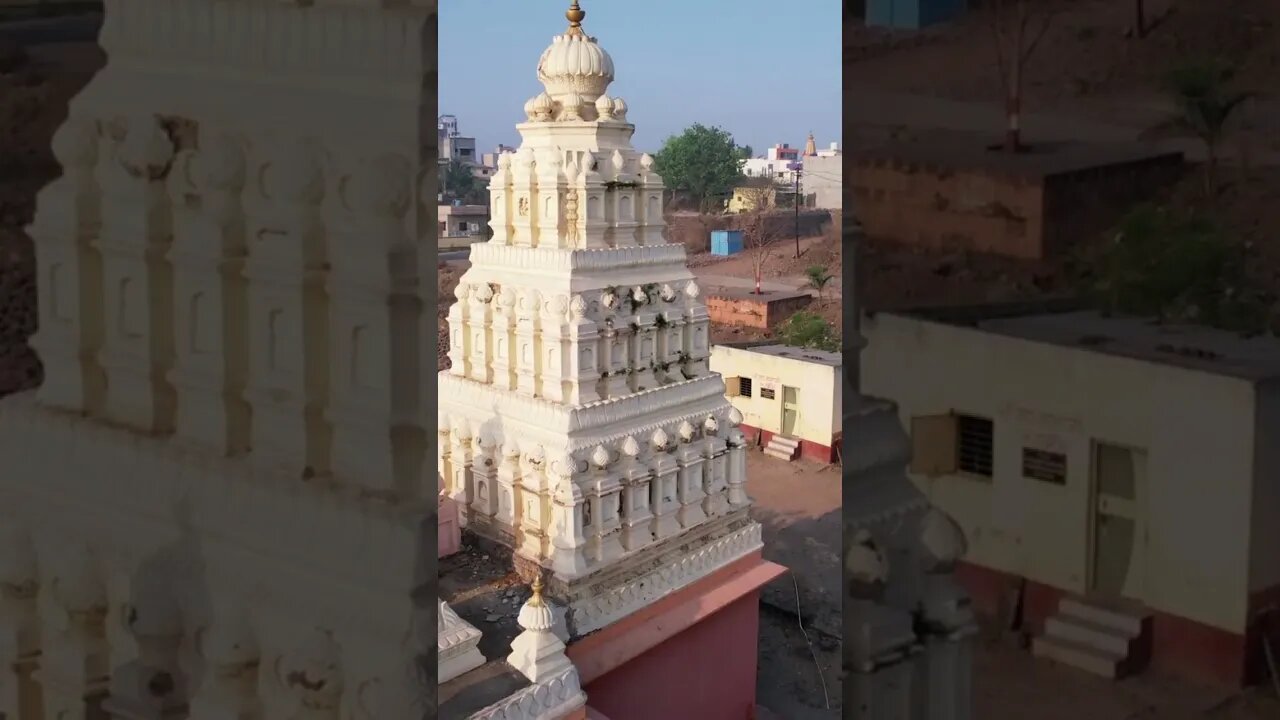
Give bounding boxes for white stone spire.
[507,574,574,683]
[438,0,760,638]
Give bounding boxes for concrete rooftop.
[894,302,1280,381]
[730,343,843,368]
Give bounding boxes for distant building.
[437,204,490,244]
[728,185,776,213]
[803,152,842,210]
[438,114,478,165]
[481,144,516,168]
[711,343,843,464]
[743,143,803,185]
[861,303,1280,688]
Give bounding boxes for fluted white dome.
[536,8,614,105]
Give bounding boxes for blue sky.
[439,0,842,156]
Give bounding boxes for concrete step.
[1058,597,1149,637]
[1044,615,1134,657]
[764,446,797,461]
[768,435,800,449]
[1031,634,1126,679]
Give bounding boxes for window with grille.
[738,377,753,397]
[955,414,994,477]
[1023,448,1067,485]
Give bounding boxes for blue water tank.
[710,230,744,256]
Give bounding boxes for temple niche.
[437,0,760,637]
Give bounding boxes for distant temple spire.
[804,131,817,157]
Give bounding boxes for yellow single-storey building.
[709,343,841,462]
[860,302,1280,687]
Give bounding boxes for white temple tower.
[438,1,760,636]
[846,223,977,719]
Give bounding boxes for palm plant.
[804,265,834,301]
[1164,58,1252,197]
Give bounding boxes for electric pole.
[793,165,802,259]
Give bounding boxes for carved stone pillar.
[189,609,262,720]
[674,421,708,528]
[509,147,536,247]
[566,295,600,405]
[648,440,681,542]
[494,443,521,541]
[102,577,189,719]
[579,152,608,249]
[637,154,665,246]
[469,433,498,524]
[327,153,422,498]
[725,414,749,506]
[548,454,588,579]
[533,148,562,249]
[629,289,658,391]
[446,282,471,377]
[243,138,331,477]
[0,521,41,720]
[448,421,475,524]
[273,629,343,720]
[683,281,710,377]
[617,436,653,552]
[598,293,628,399]
[514,288,542,398]
[490,287,517,391]
[701,416,730,518]
[539,294,569,402]
[606,150,639,248]
[585,446,624,565]
[167,130,251,456]
[465,283,493,385]
[488,154,513,245]
[96,114,178,434]
[517,445,549,561]
[38,549,110,720]
[28,116,106,416]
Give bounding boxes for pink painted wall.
[438,496,461,558]
[581,589,763,720]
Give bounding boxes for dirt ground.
[748,450,844,719]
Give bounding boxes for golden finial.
[566,1,586,35]
[528,571,546,607]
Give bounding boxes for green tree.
[1088,205,1271,333]
[1164,58,1252,196]
[776,311,840,352]
[443,160,486,205]
[653,124,748,212]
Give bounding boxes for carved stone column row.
[447,280,711,404]
[29,113,432,501]
[0,518,426,720]
[437,410,750,580]
[488,146,666,250]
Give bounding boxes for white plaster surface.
[1,0,440,717]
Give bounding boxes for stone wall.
[706,291,812,329]
[666,210,831,253]
[852,142,1184,260]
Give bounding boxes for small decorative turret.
[507,572,575,682]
